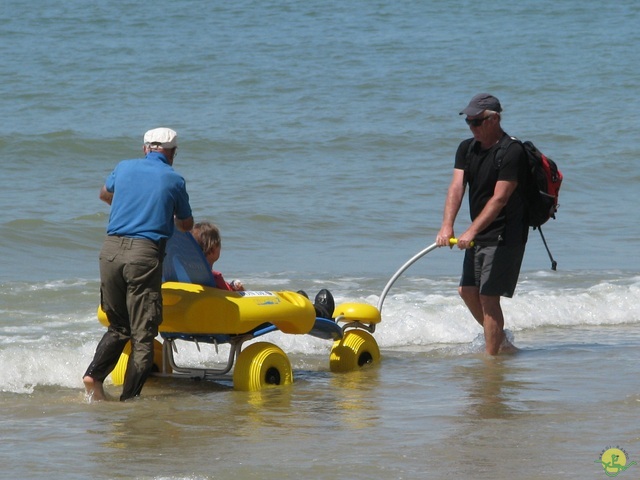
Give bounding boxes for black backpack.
[466,136,563,270]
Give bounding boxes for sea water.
[1,1,639,479]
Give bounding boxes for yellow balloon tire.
[330,330,380,373]
[233,342,293,391]
[110,338,166,386]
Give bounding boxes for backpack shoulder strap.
[493,135,520,168]
[462,138,476,185]
[465,139,476,158]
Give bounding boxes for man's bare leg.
[460,288,518,355]
[459,286,484,326]
[83,375,106,402]
[479,294,506,355]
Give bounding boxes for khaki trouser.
[84,236,164,401]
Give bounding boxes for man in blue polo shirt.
[83,127,194,401]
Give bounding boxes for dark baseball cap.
[459,93,502,116]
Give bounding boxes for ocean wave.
[0,272,638,393]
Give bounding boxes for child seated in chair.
[191,221,245,291]
[191,221,335,318]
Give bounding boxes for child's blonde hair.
[191,221,221,255]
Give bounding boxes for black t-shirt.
[454,134,529,246]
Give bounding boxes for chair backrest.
[162,230,216,287]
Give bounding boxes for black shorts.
[459,244,525,298]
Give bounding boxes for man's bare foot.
[83,376,106,402]
[499,336,519,354]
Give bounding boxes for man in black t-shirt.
[436,93,528,355]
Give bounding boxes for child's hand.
[230,279,245,291]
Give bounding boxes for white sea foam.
[0,272,637,394]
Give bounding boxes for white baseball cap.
[143,127,178,148]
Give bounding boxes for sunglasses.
[465,115,492,127]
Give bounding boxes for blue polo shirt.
[105,151,192,243]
